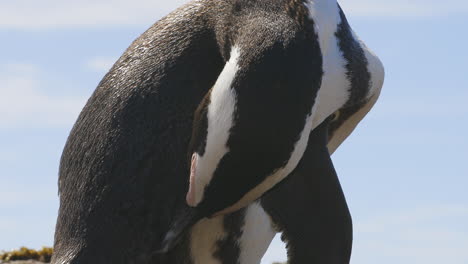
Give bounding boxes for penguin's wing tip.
[153,231,176,254]
[156,230,179,254]
[153,208,202,254]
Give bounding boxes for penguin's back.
[54,2,225,263]
[53,0,327,262]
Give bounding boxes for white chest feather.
[305,0,351,129]
[238,202,276,264]
[190,217,226,264]
[189,203,276,264]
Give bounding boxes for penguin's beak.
[155,206,202,254]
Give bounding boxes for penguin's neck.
[304,0,341,53]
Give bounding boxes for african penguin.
[161,0,383,253]
[165,0,384,263]
[52,0,384,264]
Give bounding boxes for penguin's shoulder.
[208,0,319,56]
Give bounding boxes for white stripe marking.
[190,47,241,206]
[306,0,351,130]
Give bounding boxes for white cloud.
[85,56,118,73]
[0,215,57,251]
[1,0,468,30]
[0,189,56,209]
[356,204,468,233]
[0,0,189,30]
[371,94,468,119]
[0,63,87,128]
[353,204,468,264]
[341,0,468,18]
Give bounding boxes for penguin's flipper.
[155,207,202,254]
[261,118,353,264]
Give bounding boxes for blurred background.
[0,0,467,263]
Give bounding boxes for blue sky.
[0,0,467,263]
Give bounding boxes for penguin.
[52,0,384,264]
[159,0,384,257]
[160,1,384,263]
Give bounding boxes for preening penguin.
[52,0,384,263]
[159,1,384,256]
[159,4,326,251]
[160,0,384,263]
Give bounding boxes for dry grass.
[1,247,284,263]
[0,247,52,263]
